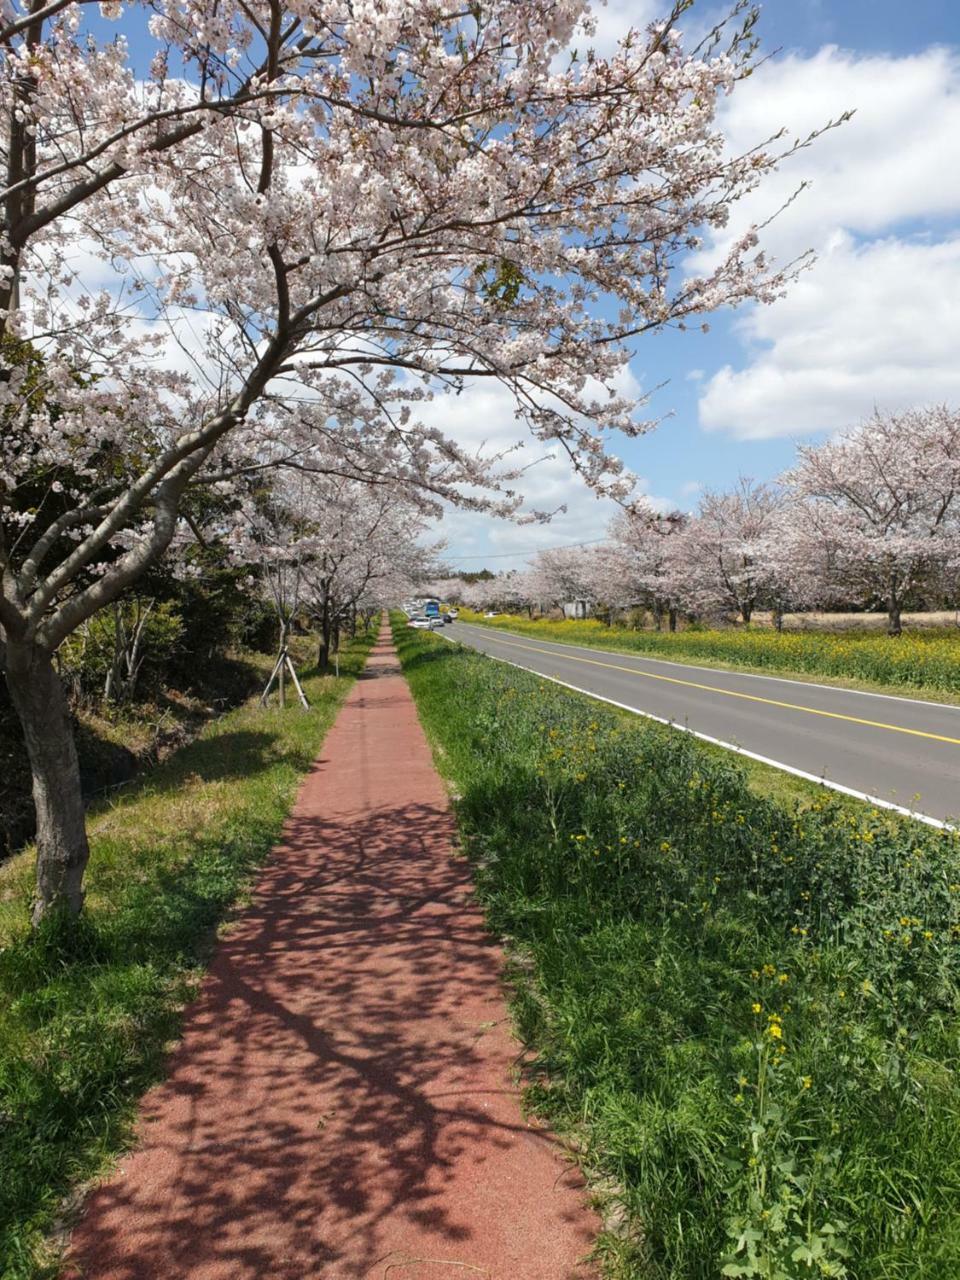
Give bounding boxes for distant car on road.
[447,609,459,619]
[408,616,431,629]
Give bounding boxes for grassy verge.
[394,618,960,1279]
[457,611,960,701]
[0,630,374,1280]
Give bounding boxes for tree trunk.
[887,601,902,636]
[653,604,663,631]
[741,604,753,625]
[668,607,678,632]
[5,641,90,923]
[772,604,784,633]
[318,594,331,674]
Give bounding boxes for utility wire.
[442,537,608,562]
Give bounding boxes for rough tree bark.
[4,640,89,922]
[317,589,332,674]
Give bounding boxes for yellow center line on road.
[466,629,960,748]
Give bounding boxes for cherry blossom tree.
[670,478,784,624]
[526,546,602,613]
[783,406,960,634]
[299,486,439,670]
[420,577,469,607]
[1,0,824,920]
[235,467,438,679]
[607,506,687,628]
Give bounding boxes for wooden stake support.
[260,647,309,709]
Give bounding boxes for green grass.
[0,631,374,1279]
[458,611,960,701]
[394,617,960,1280]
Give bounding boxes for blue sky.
[98,0,960,567]
[438,0,960,566]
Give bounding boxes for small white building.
[563,600,592,619]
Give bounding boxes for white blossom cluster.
[2,0,804,654]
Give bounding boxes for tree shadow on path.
[66,643,596,1280]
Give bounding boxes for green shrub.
[60,600,185,704]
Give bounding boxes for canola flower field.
[395,618,960,1280]
[458,611,960,697]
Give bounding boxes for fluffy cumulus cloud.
[700,233,960,438]
[696,45,960,438]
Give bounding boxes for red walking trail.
[65,625,599,1279]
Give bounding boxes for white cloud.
[700,233,960,438]
[701,45,960,265]
[695,45,960,439]
[407,367,672,559]
[574,0,662,58]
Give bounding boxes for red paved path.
[65,625,599,1280]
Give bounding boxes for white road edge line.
[453,622,960,713]
[436,631,954,833]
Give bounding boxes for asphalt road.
[446,621,960,826]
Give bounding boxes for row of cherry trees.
[235,469,440,675]
[2,0,810,921]
[436,406,960,634]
